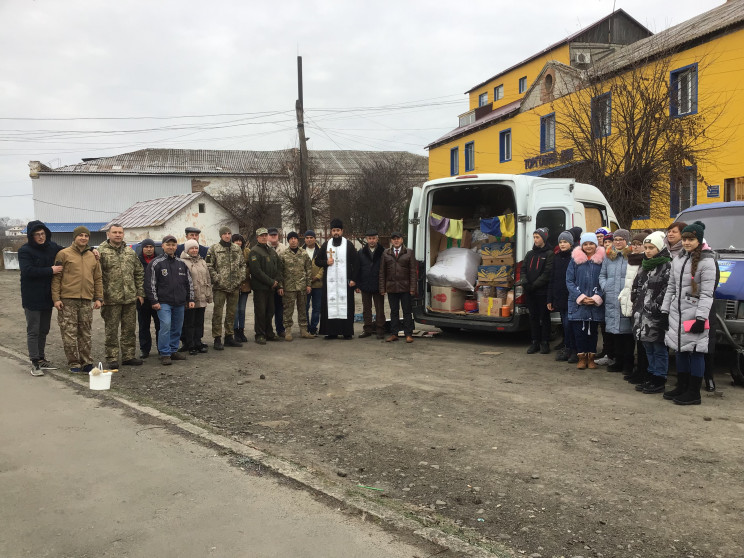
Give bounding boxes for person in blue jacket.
[18,221,65,375]
[566,232,606,370]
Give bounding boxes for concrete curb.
[1,344,508,558]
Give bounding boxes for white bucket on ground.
[89,371,112,390]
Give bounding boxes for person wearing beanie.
[230,234,251,343]
[569,227,583,246]
[661,221,717,405]
[279,231,314,341]
[521,228,554,354]
[630,233,673,393]
[266,228,287,337]
[600,227,634,374]
[602,234,614,251]
[206,226,246,349]
[567,232,606,369]
[136,238,161,358]
[18,220,66,375]
[98,224,145,370]
[595,227,609,245]
[302,230,323,336]
[51,225,103,373]
[621,229,653,384]
[548,231,577,362]
[181,237,212,355]
[175,226,208,258]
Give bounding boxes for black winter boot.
[663,372,689,400]
[526,342,540,354]
[673,375,702,405]
[555,348,568,361]
[642,375,667,394]
[224,335,243,347]
[626,368,647,385]
[566,350,579,364]
[540,342,550,354]
[213,336,224,351]
[239,328,249,342]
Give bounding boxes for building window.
[540,113,556,152]
[518,76,527,94]
[198,203,206,213]
[670,63,698,117]
[499,129,512,163]
[591,92,612,138]
[464,142,475,172]
[670,167,697,217]
[478,92,488,107]
[450,147,459,176]
[494,84,504,101]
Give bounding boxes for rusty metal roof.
[102,192,205,230]
[48,148,427,176]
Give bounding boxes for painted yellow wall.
[431,27,744,229]
[467,46,570,111]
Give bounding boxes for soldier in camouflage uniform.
[248,227,283,345]
[206,225,246,349]
[51,226,103,373]
[99,224,145,368]
[279,231,314,341]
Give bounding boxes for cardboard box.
[479,242,513,258]
[477,265,513,284]
[479,297,504,316]
[438,230,472,252]
[430,286,467,312]
[481,255,515,266]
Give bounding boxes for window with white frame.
[499,129,512,163]
[540,113,555,152]
[518,76,527,94]
[670,64,698,117]
[671,167,697,216]
[591,92,612,138]
[494,84,504,101]
[464,142,475,172]
[450,147,459,176]
[478,92,488,107]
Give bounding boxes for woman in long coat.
[566,232,606,370]
[661,221,717,405]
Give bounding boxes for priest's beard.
[332,236,342,247]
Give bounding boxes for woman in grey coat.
[660,221,717,405]
[599,229,634,374]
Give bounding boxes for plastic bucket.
[500,305,511,317]
[89,371,112,390]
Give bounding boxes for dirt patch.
[3,270,744,558]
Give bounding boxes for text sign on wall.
[707,184,720,198]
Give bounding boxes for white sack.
[426,247,480,292]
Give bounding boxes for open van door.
[531,180,574,247]
[408,186,423,255]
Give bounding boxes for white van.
[407,173,618,333]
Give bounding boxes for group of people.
[18,217,418,373]
[523,221,717,406]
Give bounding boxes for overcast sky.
[0,0,723,220]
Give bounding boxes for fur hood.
[606,245,631,261]
[571,245,605,265]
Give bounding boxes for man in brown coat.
[379,231,417,343]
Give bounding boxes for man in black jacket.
[145,235,195,365]
[356,229,386,339]
[521,227,554,354]
[135,238,161,358]
[18,221,64,375]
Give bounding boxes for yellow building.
[427,2,744,229]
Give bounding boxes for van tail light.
[514,260,525,305]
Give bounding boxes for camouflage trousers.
[283,290,308,331]
[57,298,93,367]
[212,289,239,338]
[101,302,137,362]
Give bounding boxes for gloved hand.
[659,313,669,331]
[689,319,707,334]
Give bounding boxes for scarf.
[642,254,671,270]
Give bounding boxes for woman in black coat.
[548,231,576,362]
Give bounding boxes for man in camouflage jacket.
[206,225,246,349]
[280,231,313,341]
[99,224,145,368]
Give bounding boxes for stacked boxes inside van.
[475,239,515,316]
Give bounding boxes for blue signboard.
[716,260,744,300]
[707,184,720,198]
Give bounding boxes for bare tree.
[274,149,331,234]
[341,153,427,241]
[552,51,727,227]
[213,176,282,244]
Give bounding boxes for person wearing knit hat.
[180,236,212,355]
[549,231,578,362]
[184,239,199,252]
[51,224,103,373]
[569,226,583,246]
[617,229,649,381]
[600,224,634,373]
[136,238,160,359]
[661,219,716,405]
[595,227,609,245]
[630,232,673,393]
[230,233,251,343]
[522,227,554,354]
[302,229,323,336]
[206,225,246,349]
[278,231,315,341]
[580,232,598,246]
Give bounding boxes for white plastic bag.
[427,248,480,292]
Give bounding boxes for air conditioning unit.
[574,52,591,64]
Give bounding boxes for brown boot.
[577,353,587,369]
[587,353,597,369]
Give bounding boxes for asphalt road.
[0,354,431,558]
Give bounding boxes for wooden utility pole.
[296,56,313,232]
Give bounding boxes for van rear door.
[408,186,423,256]
[531,180,573,247]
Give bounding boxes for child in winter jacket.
[631,231,672,394]
[547,231,576,362]
[521,227,554,354]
